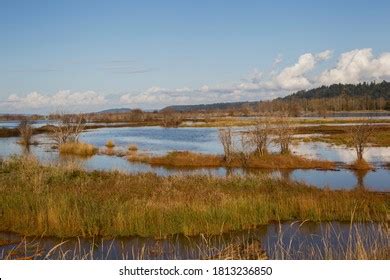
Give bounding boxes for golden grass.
[1,222,389,260]
[59,142,97,156]
[128,144,138,151]
[349,159,374,170]
[105,140,115,148]
[129,151,222,167]
[1,156,387,238]
[128,151,336,169]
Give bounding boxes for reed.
[0,156,388,239]
[59,142,97,156]
[128,151,336,169]
[128,144,138,151]
[105,140,115,148]
[1,222,388,260]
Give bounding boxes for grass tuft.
[128,151,336,169]
[0,156,387,238]
[59,142,97,156]
[105,140,115,148]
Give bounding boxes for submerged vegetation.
[0,156,388,238]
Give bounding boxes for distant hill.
[163,101,259,112]
[280,81,390,101]
[163,81,390,112]
[96,108,133,114]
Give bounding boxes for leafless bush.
[17,120,34,146]
[239,133,252,167]
[273,116,295,154]
[49,114,86,145]
[349,120,374,161]
[218,128,234,163]
[160,109,183,127]
[129,109,145,122]
[249,118,271,156]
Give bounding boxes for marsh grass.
[128,144,138,151]
[270,222,390,260]
[1,222,388,260]
[59,142,98,156]
[0,156,388,238]
[128,151,336,169]
[349,159,374,170]
[105,140,115,148]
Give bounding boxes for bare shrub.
[273,116,295,154]
[219,128,234,163]
[17,120,34,146]
[249,118,271,156]
[349,120,374,161]
[239,133,252,167]
[160,109,183,127]
[49,114,85,146]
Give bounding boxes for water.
[0,126,389,191]
[0,222,385,260]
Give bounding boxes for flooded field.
[1,126,390,191]
[0,126,389,191]
[1,222,387,260]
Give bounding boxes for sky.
[1,0,390,114]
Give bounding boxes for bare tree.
[273,116,295,154]
[239,133,252,166]
[160,109,183,127]
[249,118,271,156]
[349,120,374,161]
[17,119,34,146]
[49,113,86,145]
[218,128,234,163]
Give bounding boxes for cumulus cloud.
[319,48,390,84]
[2,90,107,111]
[2,48,389,111]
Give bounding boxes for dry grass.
[1,222,388,260]
[59,142,97,156]
[129,151,222,167]
[128,151,336,169]
[349,159,374,170]
[0,156,388,238]
[105,140,115,148]
[128,144,138,151]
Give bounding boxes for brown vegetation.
[105,140,115,148]
[0,156,388,238]
[49,114,86,145]
[128,144,138,151]
[59,142,97,156]
[17,120,34,146]
[128,151,335,170]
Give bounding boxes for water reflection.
[0,127,389,192]
[0,222,385,260]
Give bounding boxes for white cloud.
[2,90,107,111]
[319,48,390,84]
[316,50,333,61]
[2,48,389,111]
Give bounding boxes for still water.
[0,222,385,260]
[0,126,389,191]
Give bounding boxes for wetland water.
[0,126,389,191]
[0,222,385,260]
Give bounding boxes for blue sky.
[1,0,390,113]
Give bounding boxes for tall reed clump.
[59,142,97,156]
[105,140,115,148]
[0,156,388,239]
